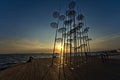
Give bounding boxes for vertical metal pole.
[80,31,83,63]
[51,29,58,65]
[73,13,77,66]
[85,32,88,62]
[70,24,72,65]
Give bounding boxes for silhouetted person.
[85,52,88,62]
[105,51,109,62]
[100,53,105,63]
[27,57,33,63]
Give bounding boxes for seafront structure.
[50,1,92,67]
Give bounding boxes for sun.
[57,44,64,52]
[58,44,63,50]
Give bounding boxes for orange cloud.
[0,39,53,53]
[90,33,120,51]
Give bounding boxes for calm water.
[0,54,52,71]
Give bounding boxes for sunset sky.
[0,0,120,53]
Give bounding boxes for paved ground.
[0,57,120,80]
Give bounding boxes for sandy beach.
[0,56,120,80]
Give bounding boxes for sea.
[0,53,120,72]
[0,53,52,71]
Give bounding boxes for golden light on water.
[57,44,64,66]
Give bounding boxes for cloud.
[0,39,52,53]
[1,33,119,53]
[90,33,120,51]
[94,33,120,42]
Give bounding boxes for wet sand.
[0,57,120,80]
